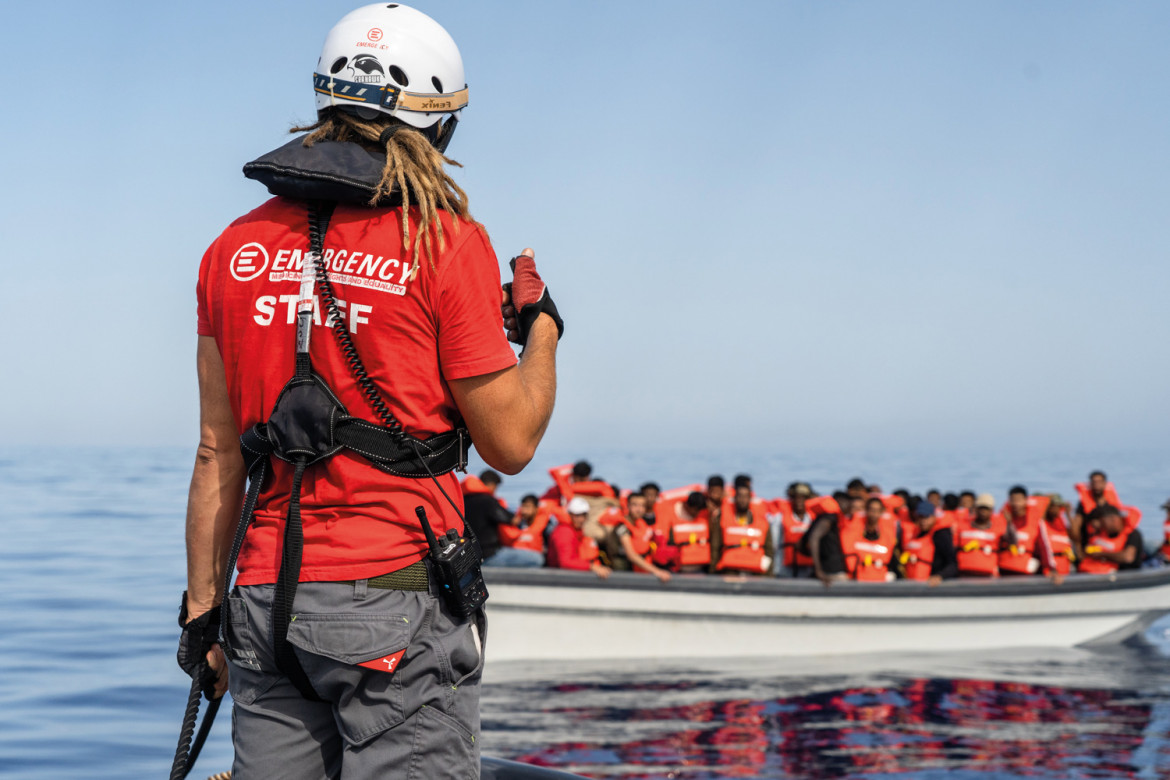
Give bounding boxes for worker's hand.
[178,594,228,700]
[205,644,229,699]
[1049,571,1066,586]
[927,574,943,587]
[502,248,563,347]
[592,562,612,580]
[654,568,672,584]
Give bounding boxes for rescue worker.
[179,6,561,778]
[1079,505,1143,574]
[955,493,1007,577]
[548,497,611,579]
[899,500,958,585]
[607,493,672,582]
[712,483,775,575]
[489,494,546,568]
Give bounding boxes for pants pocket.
[286,611,413,745]
[408,705,479,780]
[448,608,487,690]
[225,592,281,706]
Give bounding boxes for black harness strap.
[272,459,318,700]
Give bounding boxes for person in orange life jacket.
[803,491,852,586]
[606,493,672,582]
[707,475,726,518]
[774,482,816,577]
[462,469,510,563]
[547,497,611,579]
[712,483,775,576]
[925,489,942,509]
[486,494,545,568]
[541,459,601,503]
[1080,504,1143,573]
[959,491,976,513]
[956,492,1012,576]
[998,485,1058,578]
[640,482,661,525]
[840,497,901,582]
[845,478,867,501]
[900,499,958,585]
[665,491,713,573]
[1040,493,1076,578]
[1072,470,1119,559]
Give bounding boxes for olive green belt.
[362,560,429,591]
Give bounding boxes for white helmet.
[313,4,467,133]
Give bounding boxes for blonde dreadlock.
[291,110,471,275]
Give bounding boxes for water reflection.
[492,677,1170,779]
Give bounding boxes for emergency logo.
[230,242,269,282]
[348,54,384,84]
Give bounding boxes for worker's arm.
[185,336,247,616]
[183,336,247,698]
[449,250,558,475]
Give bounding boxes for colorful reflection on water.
[488,676,1170,779]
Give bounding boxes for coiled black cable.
[307,202,466,521]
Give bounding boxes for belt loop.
[354,579,369,600]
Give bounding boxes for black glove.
[504,254,563,347]
[177,592,222,701]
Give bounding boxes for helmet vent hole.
[386,3,399,7]
[388,65,409,87]
[330,56,348,74]
[431,76,444,93]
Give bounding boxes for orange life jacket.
[806,495,842,518]
[1042,511,1075,575]
[657,497,711,567]
[956,514,1006,577]
[997,496,1046,575]
[570,480,617,499]
[716,499,771,573]
[1078,527,1131,574]
[899,522,936,581]
[578,534,600,564]
[840,514,898,582]
[498,507,555,554]
[770,499,814,568]
[1074,481,1122,515]
[621,516,657,559]
[598,505,625,527]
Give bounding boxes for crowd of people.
[463,462,1170,586]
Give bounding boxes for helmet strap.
[434,116,458,154]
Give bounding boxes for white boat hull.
[482,568,1170,663]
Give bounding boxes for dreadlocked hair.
[291,110,470,272]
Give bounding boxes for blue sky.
[3,0,1168,458]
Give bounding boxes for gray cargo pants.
[224,579,485,780]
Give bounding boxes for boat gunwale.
[483,566,1170,599]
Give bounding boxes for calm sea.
[2,446,1168,779]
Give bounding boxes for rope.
[168,673,221,780]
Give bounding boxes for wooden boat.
[482,567,1170,663]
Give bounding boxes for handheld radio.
[415,506,488,618]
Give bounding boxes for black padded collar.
[242,136,400,206]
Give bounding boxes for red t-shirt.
[196,197,516,585]
[547,524,593,571]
